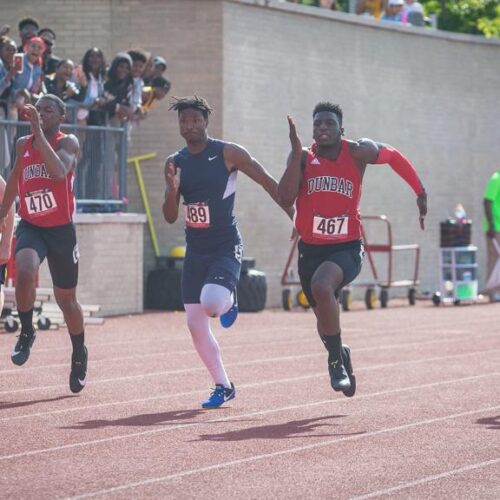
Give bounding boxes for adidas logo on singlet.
[311,158,320,165]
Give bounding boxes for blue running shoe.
[220,292,238,328]
[201,382,236,409]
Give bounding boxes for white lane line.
[4,347,499,422]
[1,314,493,357]
[67,405,500,499]
[0,326,476,375]
[349,458,500,499]
[2,372,499,462]
[1,341,499,397]
[0,336,319,374]
[0,325,313,356]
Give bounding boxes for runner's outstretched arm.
[224,143,293,219]
[278,115,305,208]
[0,175,15,263]
[355,139,427,229]
[163,156,181,223]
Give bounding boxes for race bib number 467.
[185,203,210,229]
[312,215,348,240]
[25,188,58,216]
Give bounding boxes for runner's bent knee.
[200,283,232,317]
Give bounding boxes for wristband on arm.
[375,146,424,196]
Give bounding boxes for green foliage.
[421,0,500,37]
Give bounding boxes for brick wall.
[3,0,500,308]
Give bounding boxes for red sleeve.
[375,146,424,196]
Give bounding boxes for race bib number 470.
[25,189,58,216]
[312,215,348,240]
[185,203,210,229]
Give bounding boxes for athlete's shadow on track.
[193,415,366,442]
[0,395,74,411]
[476,415,500,430]
[62,409,211,430]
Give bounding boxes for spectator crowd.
[281,0,427,26]
[0,17,172,203]
[0,17,171,128]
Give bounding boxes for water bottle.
[454,203,467,224]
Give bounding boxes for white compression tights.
[200,283,233,317]
[184,284,233,388]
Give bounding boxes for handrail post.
[127,153,161,258]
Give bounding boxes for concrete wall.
[3,0,500,308]
[37,214,147,316]
[222,1,500,304]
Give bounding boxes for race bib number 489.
[25,189,58,216]
[185,203,210,229]
[312,215,348,240]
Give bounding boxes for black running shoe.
[341,344,356,398]
[11,330,36,366]
[328,359,351,392]
[69,346,88,394]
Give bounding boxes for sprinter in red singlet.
[0,94,88,393]
[278,102,427,396]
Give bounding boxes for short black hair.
[38,27,56,39]
[313,102,343,125]
[18,17,39,31]
[169,96,212,119]
[127,49,148,64]
[38,94,66,115]
[151,76,171,91]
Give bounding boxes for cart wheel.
[37,316,51,330]
[432,292,441,306]
[365,288,377,309]
[341,289,352,312]
[282,288,293,311]
[408,288,416,306]
[4,317,19,333]
[380,288,389,308]
[296,290,310,309]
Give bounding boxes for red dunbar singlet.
[18,132,75,227]
[295,140,362,245]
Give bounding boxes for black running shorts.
[297,238,364,308]
[15,219,79,289]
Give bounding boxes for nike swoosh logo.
[78,378,86,386]
[208,156,217,161]
[12,350,20,356]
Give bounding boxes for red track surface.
[1,301,499,499]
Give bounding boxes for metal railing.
[0,119,128,212]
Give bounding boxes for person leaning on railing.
[0,35,17,119]
[10,37,46,120]
[73,47,107,127]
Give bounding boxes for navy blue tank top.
[174,138,241,251]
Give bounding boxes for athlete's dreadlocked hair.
[169,96,213,119]
[313,102,343,125]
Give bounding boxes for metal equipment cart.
[432,245,478,306]
[280,215,420,311]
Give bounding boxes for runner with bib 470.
[278,102,427,396]
[0,94,87,394]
